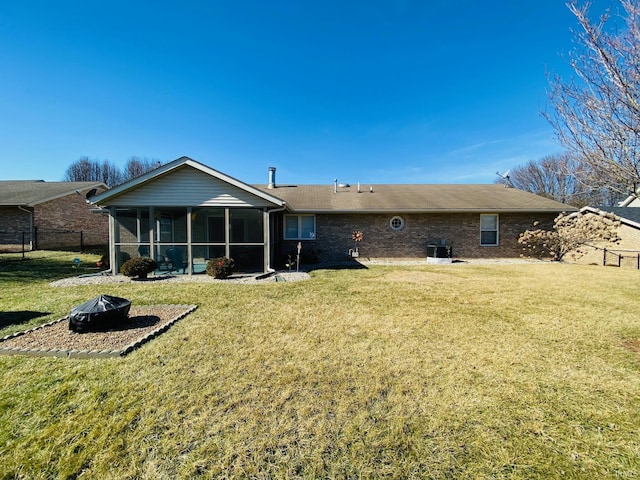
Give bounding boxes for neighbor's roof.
[254,183,576,213]
[587,206,640,228]
[0,181,108,207]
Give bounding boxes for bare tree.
[544,0,640,197]
[63,157,123,187]
[496,152,622,207]
[123,157,162,181]
[497,153,583,206]
[63,157,94,182]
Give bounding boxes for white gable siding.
[105,167,274,207]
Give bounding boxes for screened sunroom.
[111,206,270,274]
[91,157,286,276]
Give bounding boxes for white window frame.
[480,214,499,246]
[284,214,316,240]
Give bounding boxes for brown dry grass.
[0,256,639,478]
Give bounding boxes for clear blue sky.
[0,1,609,185]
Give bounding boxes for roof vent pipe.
[370,186,374,193]
[268,167,276,189]
[334,178,338,194]
[357,182,361,193]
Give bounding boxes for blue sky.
[0,1,608,185]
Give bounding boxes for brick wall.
[0,207,32,251]
[33,188,109,250]
[277,212,557,263]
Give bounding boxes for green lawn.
[1,252,639,479]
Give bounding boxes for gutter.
[288,208,576,214]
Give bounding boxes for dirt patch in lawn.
[622,338,640,355]
[0,305,197,358]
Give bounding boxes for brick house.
[90,157,575,274]
[265,182,576,263]
[0,180,109,252]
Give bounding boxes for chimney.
[268,167,276,189]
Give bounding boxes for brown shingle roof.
[254,183,575,213]
[0,181,107,206]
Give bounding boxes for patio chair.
[165,247,187,274]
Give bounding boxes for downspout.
[18,206,34,251]
[108,207,116,276]
[187,206,193,276]
[265,204,287,272]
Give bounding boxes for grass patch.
[1,253,639,478]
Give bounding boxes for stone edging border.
[0,304,198,359]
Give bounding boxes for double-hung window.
[480,214,499,246]
[284,215,316,240]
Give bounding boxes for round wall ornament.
[389,216,405,231]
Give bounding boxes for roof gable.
[584,206,640,229]
[91,157,285,208]
[618,194,640,207]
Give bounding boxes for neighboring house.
[90,156,575,274]
[0,180,109,252]
[566,205,640,267]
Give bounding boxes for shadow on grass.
[302,260,370,272]
[0,254,94,283]
[0,311,51,329]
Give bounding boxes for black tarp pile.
[68,295,131,333]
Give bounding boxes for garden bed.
[0,305,197,358]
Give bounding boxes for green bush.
[120,257,157,279]
[206,257,235,279]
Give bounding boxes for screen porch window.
[480,214,499,246]
[284,215,316,240]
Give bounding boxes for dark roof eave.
[285,208,575,214]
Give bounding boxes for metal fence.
[602,247,640,269]
[0,228,108,253]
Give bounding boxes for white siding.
[106,167,274,207]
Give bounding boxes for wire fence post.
[603,248,607,266]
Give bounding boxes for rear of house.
[258,181,573,264]
[91,157,575,274]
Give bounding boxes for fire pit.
[68,295,131,333]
